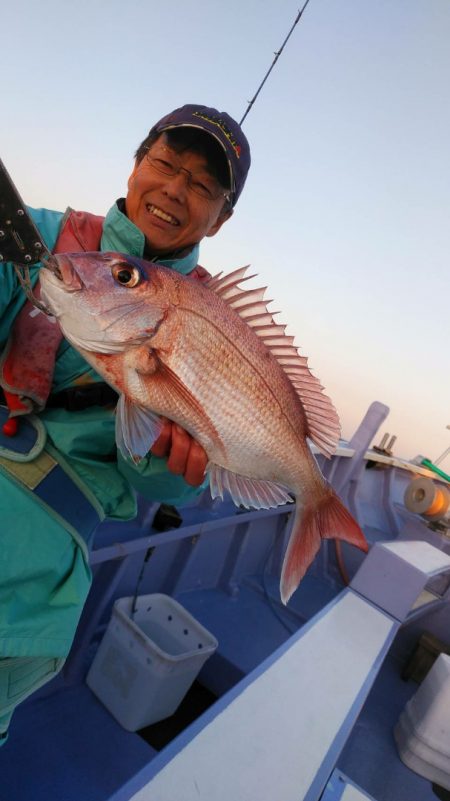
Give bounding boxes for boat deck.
[0,573,443,801]
[0,683,155,801]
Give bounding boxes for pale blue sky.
[3,0,449,464]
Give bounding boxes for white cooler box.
[86,593,218,731]
[394,653,450,790]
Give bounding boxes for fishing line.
[131,546,156,619]
[13,256,57,316]
[239,0,312,126]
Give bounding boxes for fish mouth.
[42,253,62,280]
[146,204,180,226]
[44,254,84,292]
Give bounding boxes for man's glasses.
[145,146,230,203]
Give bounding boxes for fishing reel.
[404,476,450,532]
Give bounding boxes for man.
[0,104,251,742]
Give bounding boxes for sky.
[2,0,449,466]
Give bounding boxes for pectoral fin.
[115,394,163,462]
[148,363,225,456]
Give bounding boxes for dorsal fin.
[206,266,340,457]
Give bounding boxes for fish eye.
[111,263,141,288]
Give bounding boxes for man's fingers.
[151,420,208,486]
[184,439,208,487]
[166,424,191,475]
[150,418,172,457]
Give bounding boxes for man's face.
[125,133,232,256]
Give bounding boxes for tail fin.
[280,489,368,605]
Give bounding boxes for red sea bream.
[40,252,368,603]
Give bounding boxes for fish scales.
[40,252,368,602]
[153,286,310,486]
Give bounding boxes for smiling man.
[0,104,250,742]
[122,107,250,483]
[129,105,248,253]
[127,129,233,256]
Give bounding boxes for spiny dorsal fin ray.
[228,288,270,310]
[261,336,296,347]
[207,265,252,292]
[254,324,287,336]
[205,267,340,457]
[242,312,277,327]
[269,346,299,357]
[214,276,257,302]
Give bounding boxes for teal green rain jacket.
[0,202,205,663]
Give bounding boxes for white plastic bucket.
[86,593,218,731]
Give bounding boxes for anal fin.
[209,463,293,510]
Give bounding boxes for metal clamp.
[0,158,50,266]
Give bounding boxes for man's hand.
[151,418,208,486]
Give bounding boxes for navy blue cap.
[150,104,251,207]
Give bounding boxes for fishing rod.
[239,0,312,126]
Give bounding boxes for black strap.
[0,383,118,412]
[45,383,118,411]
